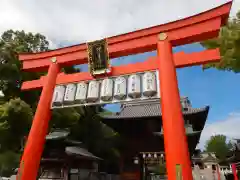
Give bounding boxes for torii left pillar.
[17,58,60,180]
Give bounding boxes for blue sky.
[78,43,240,148]
[79,43,240,123]
[2,0,239,148]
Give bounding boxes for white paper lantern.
[100,79,113,101]
[114,76,127,100]
[63,84,77,105]
[87,81,100,102]
[52,85,65,106]
[128,74,141,99]
[142,72,157,97]
[75,82,88,103]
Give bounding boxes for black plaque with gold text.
[87,39,110,76]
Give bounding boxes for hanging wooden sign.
[141,152,165,165]
[87,39,110,76]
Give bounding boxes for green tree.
[204,134,232,161]
[0,30,49,175]
[0,98,33,151]
[0,30,51,152]
[0,30,50,105]
[50,107,82,129]
[0,29,80,106]
[0,29,121,174]
[0,29,81,139]
[0,98,33,176]
[0,151,20,177]
[70,106,118,152]
[202,11,240,72]
[70,106,121,173]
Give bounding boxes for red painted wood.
[232,164,239,180]
[157,40,192,180]
[20,18,221,71]
[16,2,232,180]
[17,62,60,180]
[18,2,231,71]
[122,172,140,180]
[19,2,230,61]
[217,165,221,180]
[21,49,220,90]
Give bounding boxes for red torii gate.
[17,2,232,180]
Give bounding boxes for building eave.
[100,100,209,119]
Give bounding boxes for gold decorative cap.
[158,33,168,41]
[51,57,57,63]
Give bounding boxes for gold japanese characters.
[51,71,160,108]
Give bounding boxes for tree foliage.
[0,151,20,177]
[204,134,232,161]
[51,108,82,129]
[0,30,49,105]
[71,106,120,151]
[0,98,33,176]
[0,98,33,151]
[0,30,50,176]
[70,106,121,172]
[0,29,121,174]
[0,29,81,138]
[202,11,240,72]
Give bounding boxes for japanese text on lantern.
[51,71,160,109]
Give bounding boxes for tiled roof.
[153,130,201,137]
[192,153,219,163]
[65,147,102,160]
[102,99,209,119]
[45,130,82,145]
[202,154,218,163]
[46,130,70,140]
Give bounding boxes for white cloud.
[0,0,239,48]
[198,112,240,150]
[1,0,239,153]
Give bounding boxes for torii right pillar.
[232,164,238,180]
[157,33,193,180]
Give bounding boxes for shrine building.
[38,129,101,180]
[100,97,209,179]
[15,2,232,180]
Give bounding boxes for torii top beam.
[18,2,232,72]
[16,3,233,180]
[21,49,220,90]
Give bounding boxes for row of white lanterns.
[142,153,164,159]
[134,153,165,164]
[51,71,160,108]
